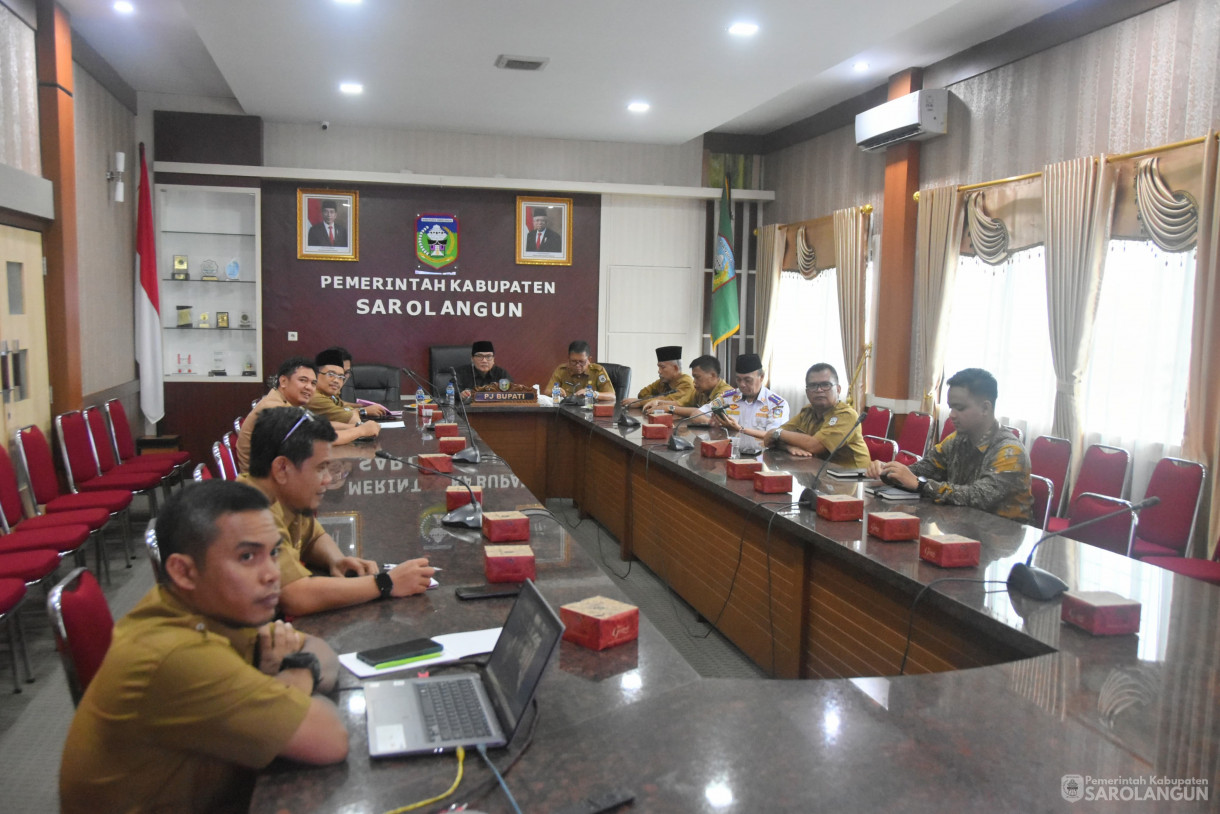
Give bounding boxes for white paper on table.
[375,420,407,429]
[339,626,502,678]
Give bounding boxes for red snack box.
[481,510,531,543]
[641,423,671,440]
[560,596,640,651]
[445,484,484,510]
[867,511,920,541]
[648,411,674,427]
[418,453,453,473]
[592,403,614,418]
[919,533,981,568]
[1061,591,1142,636]
[726,458,763,479]
[483,545,536,583]
[438,436,467,454]
[753,471,793,494]
[701,439,732,458]
[816,494,864,521]
[433,422,460,438]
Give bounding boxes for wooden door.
[0,225,51,443]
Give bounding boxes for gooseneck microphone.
[797,406,870,507]
[1007,495,1160,601]
[375,449,482,528]
[664,397,731,451]
[447,367,481,464]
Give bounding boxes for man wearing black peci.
[452,340,511,399]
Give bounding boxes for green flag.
[710,177,739,348]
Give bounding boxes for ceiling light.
[339,82,363,95]
[627,101,650,113]
[113,1,134,13]
[728,22,759,37]
[852,60,870,73]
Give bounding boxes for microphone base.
[451,447,481,464]
[616,414,641,428]
[442,503,483,529]
[667,435,694,451]
[797,487,818,508]
[1007,563,1069,601]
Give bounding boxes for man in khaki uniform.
[544,340,615,401]
[60,481,348,813]
[236,357,318,472]
[242,407,434,617]
[765,362,870,468]
[654,355,731,423]
[624,346,696,413]
[306,348,382,449]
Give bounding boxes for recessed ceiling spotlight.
[627,101,650,113]
[852,60,870,73]
[728,22,759,37]
[339,82,363,95]
[114,1,134,13]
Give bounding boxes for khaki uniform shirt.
[910,424,1034,523]
[780,402,871,469]
[637,374,697,406]
[236,389,294,473]
[307,391,355,424]
[691,379,732,409]
[60,586,311,814]
[240,474,325,586]
[544,362,615,396]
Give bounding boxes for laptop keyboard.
[418,678,493,742]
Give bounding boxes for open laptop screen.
[482,579,564,738]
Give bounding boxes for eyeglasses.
[805,381,836,392]
[321,371,350,382]
[472,353,495,360]
[281,409,316,444]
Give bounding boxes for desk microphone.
[665,397,730,451]
[375,449,482,528]
[1007,495,1160,601]
[447,367,481,464]
[797,406,870,508]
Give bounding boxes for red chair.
[1029,474,1054,530]
[896,450,921,467]
[104,399,191,482]
[896,412,933,457]
[213,441,238,481]
[864,435,897,463]
[861,406,891,439]
[84,407,176,497]
[0,578,32,692]
[1144,539,1220,586]
[192,462,214,481]
[939,416,955,443]
[1130,457,1205,559]
[233,416,244,434]
[55,411,164,517]
[0,548,62,590]
[1060,492,1137,557]
[13,425,135,565]
[47,567,114,704]
[1046,444,1128,534]
[1002,425,1023,442]
[1030,435,1072,519]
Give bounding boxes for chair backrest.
[1029,474,1054,530]
[145,523,163,579]
[895,450,921,467]
[864,435,897,463]
[1066,492,1137,557]
[861,406,891,439]
[1139,457,1205,554]
[47,567,114,705]
[55,411,103,491]
[939,416,955,443]
[13,425,65,505]
[233,416,243,434]
[350,363,401,405]
[192,462,213,481]
[896,412,933,456]
[213,441,237,481]
[429,345,472,393]
[84,407,121,474]
[0,445,29,532]
[103,399,138,464]
[599,363,632,403]
[1070,444,1130,505]
[1030,435,1072,517]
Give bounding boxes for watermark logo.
[1061,775,1208,802]
[1062,775,1085,802]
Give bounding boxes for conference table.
[251,405,1219,812]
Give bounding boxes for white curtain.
[910,186,964,413]
[756,224,785,381]
[834,207,870,409]
[768,270,846,409]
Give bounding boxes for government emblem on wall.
[416,213,459,270]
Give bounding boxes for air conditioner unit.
[855,89,948,152]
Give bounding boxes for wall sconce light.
[107,151,126,203]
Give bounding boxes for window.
[768,269,846,408]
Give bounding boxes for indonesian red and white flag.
[134,143,164,423]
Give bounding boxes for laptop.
[364,579,565,757]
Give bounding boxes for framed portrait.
[516,196,572,266]
[298,189,359,261]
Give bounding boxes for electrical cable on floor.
[380,745,464,814]
[477,743,524,814]
[898,578,1009,675]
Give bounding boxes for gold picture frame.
[298,189,359,261]
[516,196,572,266]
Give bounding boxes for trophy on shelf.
[209,351,227,377]
[200,259,219,281]
[239,312,252,329]
[217,312,230,329]
[172,255,189,281]
[175,352,194,375]
[225,259,240,281]
[198,312,210,329]
[243,356,257,376]
[176,305,192,327]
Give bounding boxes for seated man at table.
[544,340,616,402]
[307,348,382,448]
[622,345,696,413]
[701,353,790,437]
[452,340,511,399]
[866,367,1033,523]
[236,357,319,472]
[764,363,870,467]
[657,354,732,423]
[243,406,435,616]
[320,346,389,417]
[59,480,348,814]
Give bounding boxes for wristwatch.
[769,428,783,446]
[914,475,928,494]
[374,571,394,599]
[359,408,368,420]
[280,651,322,694]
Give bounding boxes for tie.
[328,225,334,245]
[536,232,542,250]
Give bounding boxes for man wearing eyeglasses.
[701,353,790,437]
[544,340,616,401]
[237,357,320,472]
[452,340,511,399]
[764,363,870,467]
[307,349,382,449]
[243,407,436,616]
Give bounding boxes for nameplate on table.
[472,391,538,404]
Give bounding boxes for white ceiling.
[60,0,1081,145]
